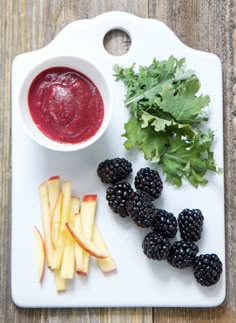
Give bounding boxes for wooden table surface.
[1,0,235,322]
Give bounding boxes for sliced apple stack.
[34,176,116,291]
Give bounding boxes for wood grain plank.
[0,0,14,323]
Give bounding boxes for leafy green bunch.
[114,56,222,187]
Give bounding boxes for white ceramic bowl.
[17,56,113,151]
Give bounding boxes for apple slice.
[60,234,74,279]
[74,213,85,275]
[54,268,66,292]
[60,197,80,279]
[34,226,46,283]
[47,176,60,215]
[93,225,117,273]
[51,192,62,248]
[38,181,54,267]
[60,181,72,228]
[47,176,61,248]
[51,181,72,269]
[80,195,97,274]
[65,222,108,259]
[51,193,65,289]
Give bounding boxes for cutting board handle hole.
[103,29,131,56]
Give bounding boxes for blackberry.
[126,190,156,228]
[97,158,132,184]
[142,232,171,260]
[152,209,177,238]
[134,167,163,200]
[106,182,134,218]
[193,254,223,287]
[167,240,199,269]
[178,209,204,242]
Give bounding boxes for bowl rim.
[17,55,113,152]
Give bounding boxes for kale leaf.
[114,56,222,187]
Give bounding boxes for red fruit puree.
[28,67,104,144]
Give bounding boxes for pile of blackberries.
[97,157,223,287]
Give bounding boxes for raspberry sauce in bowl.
[18,56,113,151]
[28,67,104,144]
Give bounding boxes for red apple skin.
[76,271,87,276]
[65,222,108,259]
[71,196,80,201]
[48,175,60,181]
[39,181,47,188]
[82,195,97,202]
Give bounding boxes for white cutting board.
[11,11,225,308]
